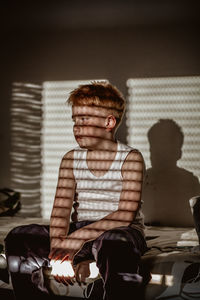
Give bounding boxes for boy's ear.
[105,115,116,131]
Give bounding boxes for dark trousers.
[5,221,147,300]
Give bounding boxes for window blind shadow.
[10,82,43,217]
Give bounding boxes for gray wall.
[1,1,200,188]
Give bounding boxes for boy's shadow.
[142,119,200,227]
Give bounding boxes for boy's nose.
[73,125,81,135]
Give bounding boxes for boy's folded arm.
[66,150,145,244]
[49,150,76,254]
[49,150,144,260]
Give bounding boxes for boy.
[49,82,147,297]
[5,82,147,300]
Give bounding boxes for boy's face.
[72,106,113,149]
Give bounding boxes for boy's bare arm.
[49,150,77,259]
[59,150,144,258]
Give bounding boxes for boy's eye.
[81,117,89,122]
[72,116,90,124]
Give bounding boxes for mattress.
[143,226,200,300]
[0,218,200,299]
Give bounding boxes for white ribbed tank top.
[73,141,144,230]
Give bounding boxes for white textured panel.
[126,76,200,180]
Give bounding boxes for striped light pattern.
[10,82,43,216]
[41,80,106,219]
[126,76,200,180]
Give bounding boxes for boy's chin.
[76,138,101,150]
[76,139,89,149]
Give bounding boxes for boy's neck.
[87,138,117,153]
[86,139,118,175]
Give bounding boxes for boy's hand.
[49,248,77,285]
[50,258,75,286]
[74,260,92,285]
[49,248,76,262]
[49,258,93,286]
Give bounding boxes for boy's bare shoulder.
[63,149,74,159]
[60,150,74,168]
[122,149,144,174]
[125,149,144,163]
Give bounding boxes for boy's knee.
[5,225,25,247]
[5,225,31,259]
[97,227,130,243]
[5,224,49,242]
[92,228,140,265]
[5,224,50,257]
[93,227,133,253]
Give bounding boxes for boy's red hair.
[67,81,125,122]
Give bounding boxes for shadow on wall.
[142,119,200,227]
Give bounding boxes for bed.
[0,215,200,300]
